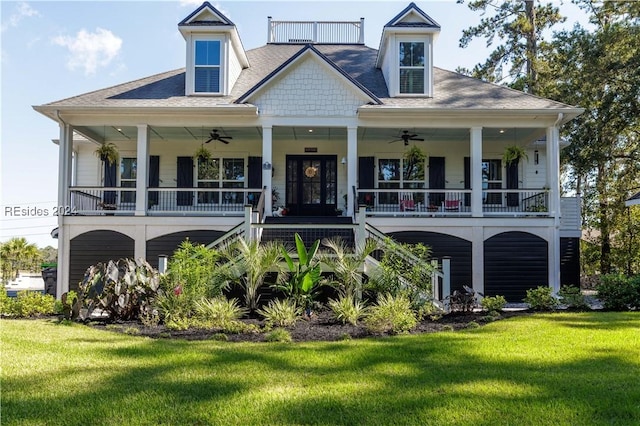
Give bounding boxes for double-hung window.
[377,157,425,204]
[399,42,425,94]
[194,40,221,94]
[197,157,245,204]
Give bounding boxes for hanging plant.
[502,145,528,165]
[94,143,119,166]
[194,145,211,162]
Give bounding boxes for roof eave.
[358,106,584,123]
[33,104,259,122]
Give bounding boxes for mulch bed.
[87,309,532,343]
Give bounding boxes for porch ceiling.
[74,125,544,146]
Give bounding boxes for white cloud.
[52,28,122,75]
[1,1,40,32]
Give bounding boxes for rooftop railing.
[267,17,365,44]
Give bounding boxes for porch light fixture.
[499,129,505,134]
[262,161,272,170]
[534,150,539,165]
[341,157,347,165]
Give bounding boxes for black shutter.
[247,156,262,206]
[358,157,375,206]
[506,161,519,207]
[177,157,193,206]
[464,157,471,207]
[103,161,117,204]
[148,156,160,206]
[429,157,445,206]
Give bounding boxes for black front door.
[286,155,337,216]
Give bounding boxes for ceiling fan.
[388,130,424,146]
[204,129,233,144]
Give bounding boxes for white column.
[547,126,561,293]
[470,127,483,217]
[56,122,72,299]
[472,226,484,298]
[347,126,358,217]
[135,124,149,216]
[134,225,146,260]
[262,125,273,215]
[58,123,73,207]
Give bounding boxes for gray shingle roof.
[39,43,577,111]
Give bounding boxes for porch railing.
[356,188,550,216]
[268,18,365,44]
[67,187,262,216]
[70,187,136,215]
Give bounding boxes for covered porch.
[59,121,565,220]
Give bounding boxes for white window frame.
[376,156,426,205]
[398,40,426,95]
[196,157,245,205]
[188,35,226,96]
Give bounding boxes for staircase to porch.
[261,216,355,247]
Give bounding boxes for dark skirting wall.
[560,237,580,287]
[484,231,548,302]
[388,231,472,294]
[146,230,225,269]
[69,230,135,292]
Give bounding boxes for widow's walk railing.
[268,18,365,44]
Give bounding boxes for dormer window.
[194,39,222,93]
[399,41,425,94]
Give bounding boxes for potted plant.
[502,145,528,166]
[194,145,211,162]
[94,143,119,165]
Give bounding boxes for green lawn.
[2,312,639,425]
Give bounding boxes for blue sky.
[0,0,589,248]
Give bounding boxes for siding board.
[388,231,472,294]
[69,231,134,292]
[146,230,224,268]
[484,232,548,302]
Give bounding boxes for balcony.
[267,18,365,44]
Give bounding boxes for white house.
[34,2,583,301]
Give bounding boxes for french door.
[285,155,337,216]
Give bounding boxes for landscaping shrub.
[265,328,292,343]
[367,240,434,309]
[167,240,224,300]
[481,295,507,313]
[364,293,417,334]
[596,274,640,311]
[257,298,301,327]
[79,258,160,320]
[276,234,323,312]
[328,295,367,325]
[557,285,590,310]
[523,286,559,311]
[155,289,193,325]
[195,297,247,325]
[1,290,56,317]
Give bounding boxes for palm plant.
[217,239,283,312]
[0,238,42,283]
[321,237,379,301]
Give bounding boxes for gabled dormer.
[179,2,249,96]
[376,2,440,97]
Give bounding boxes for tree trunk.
[525,0,538,94]
[596,160,611,274]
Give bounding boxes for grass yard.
[2,312,639,425]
